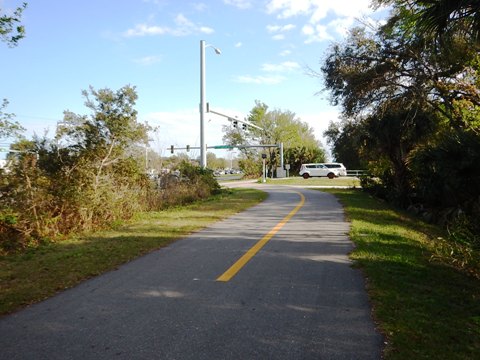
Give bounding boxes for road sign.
[0,147,9,152]
[212,145,232,149]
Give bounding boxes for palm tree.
[415,0,480,43]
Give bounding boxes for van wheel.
[302,173,309,179]
[327,172,335,179]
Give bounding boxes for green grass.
[324,188,480,360]
[0,188,267,316]
[266,176,360,187]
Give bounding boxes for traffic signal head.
[233,120,238,128]
[242,123,247,130]
[170,145,174,154]
[186,145,190,152]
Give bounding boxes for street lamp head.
[205,42,222,55]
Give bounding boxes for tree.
[374,0,480,46]
[320,25,480,132]
[318,0,480,241]
[284,146,326,175]
[46,85,150,230]
[0,99,24,139]
[1,3,28,144]
[0,2,27,47]
[323,119,364,169]
[0,85,224,253]
[57,85,149,194]
[223,101,325,176]
[361,100,439,204]
[205,152,227,169]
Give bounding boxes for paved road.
[0,185,383,359]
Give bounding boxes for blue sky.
[1,0,387,159]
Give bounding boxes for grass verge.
[266,176,360,187]
[0,188,267,316]
[325,188,480,360]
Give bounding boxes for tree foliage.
[223,100,325,177]
[375,0,480,46]
[323,119,364,169]
[0,85,220,254]
[318,0,480,243]
[0,99,24,139]
[321,25,480,131]
[0,2,27,47]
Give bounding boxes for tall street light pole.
[200,40,221,169]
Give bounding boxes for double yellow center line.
[216,191,305,282]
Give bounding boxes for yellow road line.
[216,191,305,282]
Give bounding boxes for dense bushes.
[0,149,220,256]
[156,162,221,207]
[0,86,220,254]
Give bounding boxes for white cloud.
[266,23,295,40]
[266,0,380,42]
[266,24,296,33]
[234,75,286,85]
[234,42,243,48]
[266,0,311,18]
[302,24,314,36]
[327,17,355,37]
[261,61,300,72]
[133,55,163,66]
[124,13,214,37]
[279,49,292,56]
[193,2,208,11]
[266,0,373,20]
[234,61,299,85]
[198,26,215,34]
[302,24,334,43]
[124,24,168,37]
[223,0,252,9]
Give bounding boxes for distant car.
[299,163,339,179]
[321,163,347,176]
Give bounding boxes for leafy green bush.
[0,87,220,254]
[238,157,262,178]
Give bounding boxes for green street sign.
[0,147,9,152]
[212,145,232,149]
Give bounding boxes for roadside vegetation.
[326,188,480,359]
[0,188,267,315]
[222,100,327,178]
[0,86,224,255]
[316,0,480,248]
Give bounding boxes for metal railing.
[346,170,368,177]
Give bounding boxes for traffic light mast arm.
[207,104,263,131]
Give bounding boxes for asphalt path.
[0,185,383,359]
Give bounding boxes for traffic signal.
[232,120,238,128]
[170,145,174,154]
[242,123,247,130]
[186,145,190,152]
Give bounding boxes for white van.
[321,163,347,176]
[299,163,339,179]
